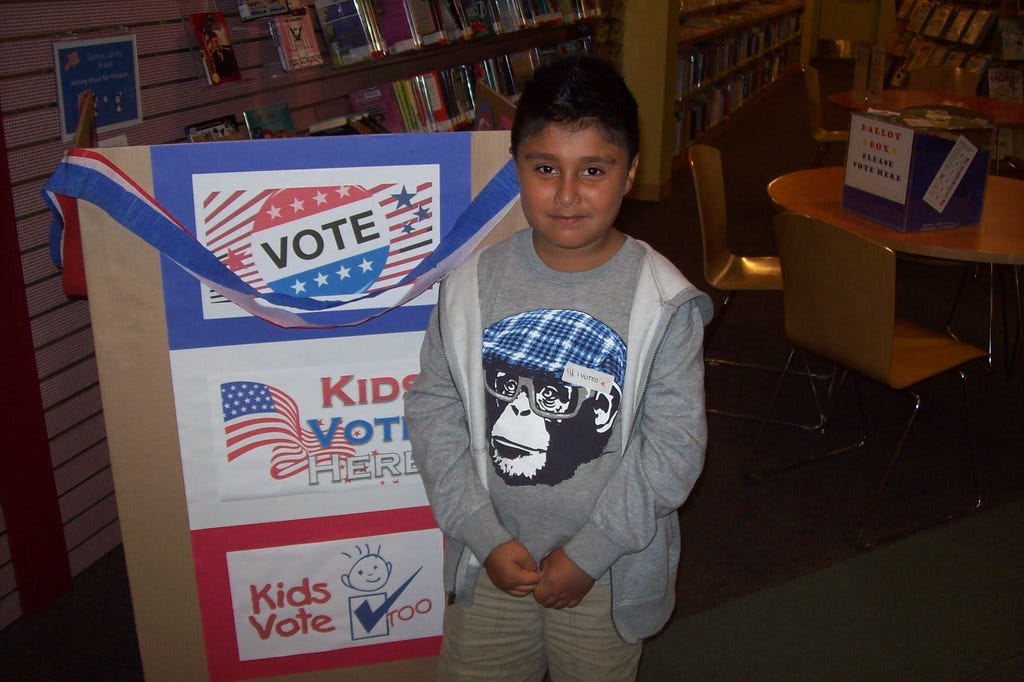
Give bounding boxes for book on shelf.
[896,0,918,21]
[476,54,518,99]
[507,48,540,94]
[269,8,325,70]
[905,40,937,70]
[521,0,562,26]
[390,79,425,131]
[348,83,407,132]
[572,0,602,20]
[369,0,420,53]
[960,9,996,48]
[943,49,968,68]
[308,112,390,135]
[905,0,934,34]
[988,66,1023,102]
[921,4,953,39]
[963,52,991,78]
[314,0,380,68]
[451,64,480,126]
[988,67,1023,158]
[942,7,973,43]
[417,71,455,131]
[927,44,949,66]
[185,114,246,142]
[491,0,528,33]
[889,60,910,87]
[242,101,296,138]
[190,12,242,86]
[461,0,502,38]
[433,0,471,41]
[999,18,1024,61]
[404,0,448,46]
[883,19,913,57]
[237,0,294,21]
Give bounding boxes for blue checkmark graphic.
[353,566,423,633]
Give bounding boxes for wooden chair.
[750,213,988,548]
[803,64,849,167]
[688,144,826,426]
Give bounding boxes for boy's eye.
[535,164,556,175]
[582,166,605,177]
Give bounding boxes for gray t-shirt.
[475,228,644,573]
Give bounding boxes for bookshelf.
[884,0,1018,91]
[675,0,804,156]
[315,22,595,97]
[611,0,804,201]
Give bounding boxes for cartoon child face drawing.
[341,545,392,592]
[482,309,625,487]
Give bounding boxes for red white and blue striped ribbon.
[43,146,520,328]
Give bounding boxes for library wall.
[0,0,597,632]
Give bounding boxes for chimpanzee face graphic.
[482,309,626,487]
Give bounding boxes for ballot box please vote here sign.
[842,111,990,231]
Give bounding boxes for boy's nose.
[554,179,581,207]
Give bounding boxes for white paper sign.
[845,113,915,204]
[923,135,978,213]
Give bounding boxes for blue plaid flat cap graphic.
[482,309,626,386]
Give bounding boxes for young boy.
[405,55,711,680]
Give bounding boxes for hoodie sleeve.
[404,304,513,565]
[562,298,707,579]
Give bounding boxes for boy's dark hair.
[510,54,640,162]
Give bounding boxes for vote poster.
[63,132,521,680]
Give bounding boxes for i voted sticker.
[562,362,615,393]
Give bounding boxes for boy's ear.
[624,155,639,193]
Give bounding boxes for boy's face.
[515,122,638,271]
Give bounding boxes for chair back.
[906,66,981,95]
[687,144,731,288]
[773,213,896,385]
[802,64,825,134]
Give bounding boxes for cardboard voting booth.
[842,109,992,231]
[51,132,524,681]
[472,81,517,131]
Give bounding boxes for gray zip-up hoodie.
[406,234,712,643]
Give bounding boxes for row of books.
[348,38,589,133]
[186,101,391,141]
[679,0,803,44]
[184,38,589,141]
[677,12,801,98]
[310,0,602,71]
[887,33,993,88]
[186,102,298,141]
[675,47,796,152]
[889,0,998,55]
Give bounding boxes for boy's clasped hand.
[484,540,595,609]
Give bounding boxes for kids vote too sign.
[44,133,520,680]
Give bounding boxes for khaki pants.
[437,573,642,681]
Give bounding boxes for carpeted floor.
[1,59,1021,680]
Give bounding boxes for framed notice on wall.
[53,35,142,141]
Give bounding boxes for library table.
[829,90,1024,129]
[768,166,1024,367]
[766,166,1024,265]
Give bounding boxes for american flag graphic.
[221,381,356,480]
[199,180,437,307]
